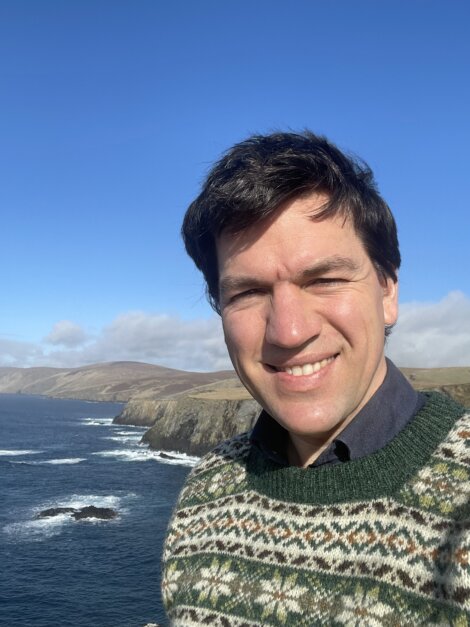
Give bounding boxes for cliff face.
[139,396,260,456]
[114,399,170,427]
[113,376,260,456]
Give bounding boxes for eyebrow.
[219,275,266,298]
[219,255,361,297]
[298,256,361,281]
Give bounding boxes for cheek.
[222,311,263,360]
[324,293,384,342]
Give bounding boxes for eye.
[308,277,347,288]
[223,288,266,307]
[231,288,262,301]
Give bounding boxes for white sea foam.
[80,417,115,426]
[156,450,200,467]
[42,458,86,465]
[103,434,143,443]
[92,447,199,467]
[0,449,43,456]
[12,457,86,466]
[3,513,73,541]
[46,493,124,511]
[3,493,131,542]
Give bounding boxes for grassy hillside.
[0,362,235,402]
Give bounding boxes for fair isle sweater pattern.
[162,393,470,626]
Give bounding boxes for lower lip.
[270,357,337,391]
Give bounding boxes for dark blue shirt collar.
[251,359,425,467]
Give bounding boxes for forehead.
[216,194,367,277]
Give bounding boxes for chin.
[265,400,348,440]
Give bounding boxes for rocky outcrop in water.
[36,506,118,521]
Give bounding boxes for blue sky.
[1,0,469,370]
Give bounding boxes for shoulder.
[432,394,470,465]
[192,430,252,474]
[398,393,470,516]
[173,431,253,508]
[416,391,470,461]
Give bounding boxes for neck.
[287,431,336,467]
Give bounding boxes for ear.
[382,276,399,326]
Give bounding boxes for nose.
[264,285,321,349]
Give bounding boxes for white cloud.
[0,338,43,367]
[386,291,470,367]
[41,312,232,371]
[44,320,89,348]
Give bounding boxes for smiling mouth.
[270,355,337,377]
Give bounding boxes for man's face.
[217,193,398,449]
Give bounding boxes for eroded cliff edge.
[114,378,260,456]
[142,396,259,456]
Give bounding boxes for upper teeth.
[281,357,334,376]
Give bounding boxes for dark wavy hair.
[182,131,400,314]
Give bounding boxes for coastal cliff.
[140,396,259,456]
[114,377,260,456]
[114,399,170,427]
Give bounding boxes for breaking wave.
[92,447,200,467]
[12,457,87,465]
[80,417,115,426]
[0,449,43,456]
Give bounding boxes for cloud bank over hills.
[1,291,469,370]
[1,313,230,371]
[386,291,470,367]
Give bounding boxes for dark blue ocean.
[0,394,195,627]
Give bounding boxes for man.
[162,132,470,625]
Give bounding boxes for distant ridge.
[0,361,235,402]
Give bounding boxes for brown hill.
[0,361,235,402]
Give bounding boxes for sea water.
[0,394,194,627]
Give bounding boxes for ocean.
[0,393,196,627]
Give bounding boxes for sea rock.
[36,505,118,521]
[158,452,177,460]
[37,507,76,518]
[72,506,117,520]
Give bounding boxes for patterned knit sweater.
[162,393,470,626]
